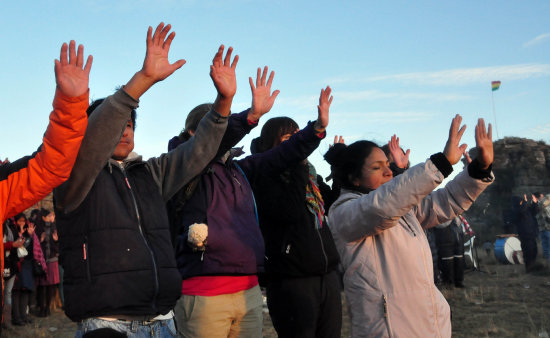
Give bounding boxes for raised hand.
[124,23,186,100]
[141,23,186,83]
[475,118,493,170]
[210,45,238,98]
[210,45,238,116]
[333,135,345,146]
[248,66,280,122]
[388,134,410,169]
[443,114,467,165]
[316,86,333,131]
[54,40,93,97]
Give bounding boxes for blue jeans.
[541,230,550,261]
[75,317,177,338]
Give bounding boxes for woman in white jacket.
[327,115,494,338]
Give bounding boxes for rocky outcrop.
[464,137,550,242]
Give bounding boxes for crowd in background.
[2,208,61,331]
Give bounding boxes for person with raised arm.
[53,23,233,337]
[328,116,494,337]
[0,41,91,332]
[167,66,278,337]
[239,87,342,338]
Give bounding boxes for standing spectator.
[250,87,342,338]
[517,194,540,272]
[434,216,466,288]
[533,192,550,266]
[327,116,493,337]
[168,66,278,337]
[3,219,24,330]
[35,209,59,317]
[11,214,42,326]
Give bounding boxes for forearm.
[2,89,88,219]
[149,109,228,201]
[55,89,138,214]
[238,121,323,179]
[214,109,255,159]
[123,71,156,101]
[418,167,494,229]
[212,94,233,117]
[334,161,444,241]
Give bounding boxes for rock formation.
[464,137,550,243]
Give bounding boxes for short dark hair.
[181,103,213,136]
[87,98,136,130]
[328,140,380,191]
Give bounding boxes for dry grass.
[5,252,550,337]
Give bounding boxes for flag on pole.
[491,80,501,91]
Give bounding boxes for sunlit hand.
[316,86,333,131]
[443,114,467,165]
[141,23,186,83]
[388,134,410,169]
[55,40,93,97]
[248,66,280,122]
[474,118,493,170]
[53,231,58,242]
[210,45,238,99]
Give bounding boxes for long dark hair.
[251,117,299,154]
[327,140,380,191]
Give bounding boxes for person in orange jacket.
[0,40,92,329]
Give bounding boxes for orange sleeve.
[0,89,88,221]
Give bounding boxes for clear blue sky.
[1,1,549,179]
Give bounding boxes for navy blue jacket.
[168,110,264,279]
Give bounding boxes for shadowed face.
[16,217,26,229]
[112,120,135,160]
[274,128,299,148]
[353,147,393,191]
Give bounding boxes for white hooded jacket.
[328,159,493,338]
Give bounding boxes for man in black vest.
[53,22,237,337]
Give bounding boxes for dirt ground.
[4,250,550,337]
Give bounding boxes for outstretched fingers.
[76,44,84,68]
[69,40,77,65]
[59,42,68,66]
[152,22,165,45]
[255,67,261,88]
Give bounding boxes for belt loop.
[131,320,138,333]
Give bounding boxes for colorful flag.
[491,80,501,91]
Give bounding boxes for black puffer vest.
[56,160,182,322]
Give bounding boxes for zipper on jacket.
[402,218,417,237]
[383,295,394,337]
[119,165,160,312]
[315,227,329,273]
[83,237,91,282]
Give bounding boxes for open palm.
[55,41,92,97]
